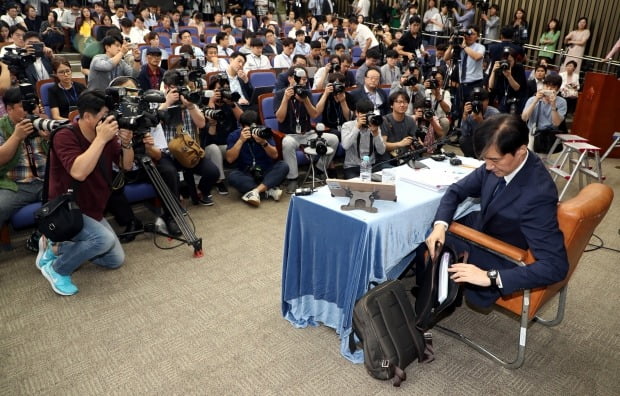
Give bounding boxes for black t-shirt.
[202,103,238,146]
[321,93,350,130]
[47,82,87,118]
[398,31,423,54]
[273,88,313,134]
[378,113,417,161]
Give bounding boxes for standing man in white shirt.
[349,18,378,61]
[355,0,370,19]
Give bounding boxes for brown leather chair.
[436,183,614,368]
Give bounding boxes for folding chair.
[436,183,614,368]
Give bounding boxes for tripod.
[118,155,204,258]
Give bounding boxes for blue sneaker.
[41,262,78,296]
[35,238,56,271]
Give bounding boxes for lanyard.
[60,84,78,107]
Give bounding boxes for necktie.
[491,178,506,201]
[367,92,376,105]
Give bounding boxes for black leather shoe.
[164,216,182,237]
[119,219,143,243]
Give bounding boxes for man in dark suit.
[424,114,568,308]
[348,66,390,116]
[23,32,54,87]
[262,29,283,56]
[242,9,258,32]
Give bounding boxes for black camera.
[364,112,383,127]
[1,47,36,79]
[249,124,273,140]
[506,97,519,114]
[470,88,484,114]
[309,136,328,155]
[423,98,434,120]
[220,89,241,102]
[428,77,438,89]
[203,108,225,121]
[330,61,341,73]
[105,87,166,135]
[475,0,490,12]
[294,84,309,98]
[329,81,345,94]
[444,0,458,9]
[403,75,419,87]
[248,165,264,183]
[498,60,510,71]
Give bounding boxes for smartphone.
[32,42,44,57]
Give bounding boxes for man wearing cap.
[243,38,271,71]
[137,47,166,91]
[274,66,339,193]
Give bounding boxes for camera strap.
[23,139,39,179]
[357,129,375,160]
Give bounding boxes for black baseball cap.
[146,47,162,56]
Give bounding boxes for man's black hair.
[310,40,321,49]
[366,48,381,60]
[102,35,122,48]
[500,25,514,40]
[24,32,42,41]
[473,114,529,157]
[162,69,182,86]
[215,31,227,44]
[9,24,27,36]
[239,110,259,127]
[77,89,107,118]
[355,98,375,114]
[388,89,410,106]
[543,73,563,88]
[250,37,263,47]
[229,51,246,62]
[3,87,23,107]
[292,54,307,64]
[364,66,381,77]
[120,18,133,28]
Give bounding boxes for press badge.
[296,124,302,134]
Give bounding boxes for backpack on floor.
[349,280,428,387]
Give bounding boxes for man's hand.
[118,128,133,146]
[399,136,414,148]
[425,223,446,259]
[239,126,251,142]
[356,113,367,129]
[448,264,491,287]
[284,86,295,100]
[142,132,154,148]
[95,115,119,143]
[208,89,222,108]
[13,119,34,140]
[334,91,346,103]
[165,87,180,106]
[462,102,473,117]
[237,68,248,83]
[121,41,131,55]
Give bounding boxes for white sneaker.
[241,190,261,206]
[267,187,283,201]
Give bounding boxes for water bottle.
[360,155,372,182]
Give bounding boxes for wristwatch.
[487,269,498,287]
[261,142,268,148]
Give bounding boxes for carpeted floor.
[1,154,619,395]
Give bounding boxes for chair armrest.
[448,222,534,266]
[271,129,286,160]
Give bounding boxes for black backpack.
[350,280,428,386]
[349,242,462,386]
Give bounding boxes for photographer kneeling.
[341,98,386,179]
[159,70,219,206]
[460,88,499,158]
[225,111,288,207]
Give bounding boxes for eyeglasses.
[366,75,380,81]
[56,69,72,75]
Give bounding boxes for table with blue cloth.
[281,163,480,362]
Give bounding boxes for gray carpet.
[1,155,619,395]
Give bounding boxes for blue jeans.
[53,215,124,276]
[0,180,43,226]
[228,161,289,194]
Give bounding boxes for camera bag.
[349,280,429,387]
[533,128,562,154]
[36,124,84,242]
[168,125,205,168]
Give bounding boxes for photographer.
[326,26,354,53]
[481,4,500,44]
[225,110,288,207]
[312,54,340,90]
[423,70,452,133]
[460,88,499,157]
[0,88,47,245]
[378,90,417,166]
[341,98,386,179]
[22,32,54,87]
[412,102,445,153]
[318,72,352,132]
[396,15,427,64]
[521,74,567,151]
[390,64,426,114]
[488,47,526,114]
[451,0,475,29]
[38,89,134,296]
[104,77,181,240]
[444,25,485,114]
[274,66,339,193]
[88,34,140,90]
[159,70,220,206]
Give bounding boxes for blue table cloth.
[281,162,482,362]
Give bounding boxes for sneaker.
[241,190,261,206]
[41,262,78,296]
[267,187,283,201]
[286,179,298,194]
[198,195,214,206]
[163,216,182,237]
[215,182,229,195]
[36,237,56,271]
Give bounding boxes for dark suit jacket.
[348,86,390,116]
[137,64,165,91]
[242,16,258,32]
[434,151,568,307]
[25,57,54,87]
[263,42,283,56]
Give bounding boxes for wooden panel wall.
[333,0,620,62]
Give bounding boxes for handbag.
[533,127,562,154]
[168,125,205,168]
[35,189,83,242]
